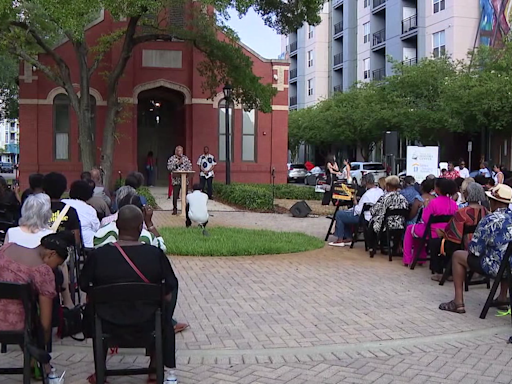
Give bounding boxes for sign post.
[468,141,473,172]
[406,146,439,182]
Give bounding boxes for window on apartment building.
[53,94,70,160]
[307,78,314,96]
[433,30,446,58]
[9,133,15,143]
[433,0,446,14]
[242,109,256,162]
[363,22,370,44]
[363,58,370,79]
[9,122,15,128]
[308,50,314,67]
[4,132,8,143]
[218,99,234,161]
[308,25,314,39]
[364,0,370,8]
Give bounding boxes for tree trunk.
[100,97,121,190]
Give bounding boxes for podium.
[172,170,195,217]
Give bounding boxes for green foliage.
[214,182,273,210]
[159,226,324,256]
[137,186,157,208]
[272,184,321,200]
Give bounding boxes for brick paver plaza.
[2,207,512,383]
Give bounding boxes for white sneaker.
[328,242,345,247]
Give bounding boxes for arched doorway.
[137,87,186,185]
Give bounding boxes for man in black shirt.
[21,173,44,206]
[80,205,179,376]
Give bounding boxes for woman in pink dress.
[403,178,459,266]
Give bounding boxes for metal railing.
[289,68,297,79]
[334,21,343,35]
[402,57,417,66]
[373,68,385,81]
[402,14,418,34]
[334,53,343,66]
[289,41,297,53]
[372,28,386,46]
[373,0,386,8]
[333,84,343,93]
[289,96,297,106]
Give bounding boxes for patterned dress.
[370,191,409,234]
[167,155,193,186]
[468,208,512,277]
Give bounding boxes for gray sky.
[227,9,283,59]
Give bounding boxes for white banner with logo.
[406,146,439,183]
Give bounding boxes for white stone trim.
[132,79,192,104]
[271,105,289,111]
[21,86,108,105]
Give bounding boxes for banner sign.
[406,146,439,183]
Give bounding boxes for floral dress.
[370,191,409,234]
[167,155,193,186]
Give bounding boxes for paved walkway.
[150,186,236,212]
[2,210,512,383]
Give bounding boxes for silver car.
[287,163,307,183]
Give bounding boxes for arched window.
[242,109,256,162]
[53,94,70,160]
[218,99,234,161]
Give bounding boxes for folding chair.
[410,214,452,270]
[324,200,354,241]
[90,283,167,384]
[380,208,409,262]
[350,203,372,250]
[479,243,512,319]
[0,282,50,384]
[439,224,477,286]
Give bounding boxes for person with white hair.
[5,193,53,248]
[100,186,137,227]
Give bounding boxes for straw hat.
[485,184,512,204]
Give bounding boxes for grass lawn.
[160,226,324,256]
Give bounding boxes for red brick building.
[18,12,289,187]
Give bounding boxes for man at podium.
[167,145,193,215]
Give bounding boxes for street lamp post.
[223,84,233,184]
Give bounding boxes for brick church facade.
[18,11,289,187]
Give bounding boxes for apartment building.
[286,0,481,102]
[0,119,19,164]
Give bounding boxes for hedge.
[214,182,274,211]
[114,178,157,208]
[272,184,321,200]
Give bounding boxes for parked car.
[350,162,387,185]
[0,162,14,173]
[304,166,325,185]
[287,163,307,183]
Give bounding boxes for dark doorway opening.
[137,87,186,185]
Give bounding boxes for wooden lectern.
[172,170,196,217]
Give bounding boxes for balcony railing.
[402,57,417,66]
[333,84,343,93]
[373,0,386,8]
[334,53,343,66]
[372,28,386,46]
[290,96,297,106]
[290,68,297,79]
[333,0,343,8]
[289,41,297,53]
[334,21,343,35]
[402,14,418,34]
[373,68,385,81]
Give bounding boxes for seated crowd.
[0,169,188,382]
[328,159,512,315]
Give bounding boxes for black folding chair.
[439,224,478,286]
[410,215,452,270]
[350,204,372,250]
[480,243,512,319]
[379,208,409,262]
[0,282,50,384]
[90,283,167,384]
[325,200,354,241]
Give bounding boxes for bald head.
[90,168,101,183]
[117,205,143,239]
[175,146,183,156]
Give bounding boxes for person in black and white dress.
[197,146,216,199]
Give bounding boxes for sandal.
[439,300,465,314]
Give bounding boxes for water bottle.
[48,368,58,384]
[165,369,178,383]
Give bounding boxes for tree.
[0,0,324,186]
[0,54,19,119]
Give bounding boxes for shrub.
[214,182,273,211]
[272,184,321,200]
[113,178,157,208]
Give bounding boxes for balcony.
[333,53,343,68]
[333,0,343,9]
[334,21,343,38]
[289,96,297,107]
[372,0,386,13]
[402,57,417,66]
[333,84,343,93]
[289,68,297,82]
[373,68,385,81]
[402,14,418,36]
[289,41,297,56]
[372,28,386,49]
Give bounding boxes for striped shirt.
[93,222,167,253]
